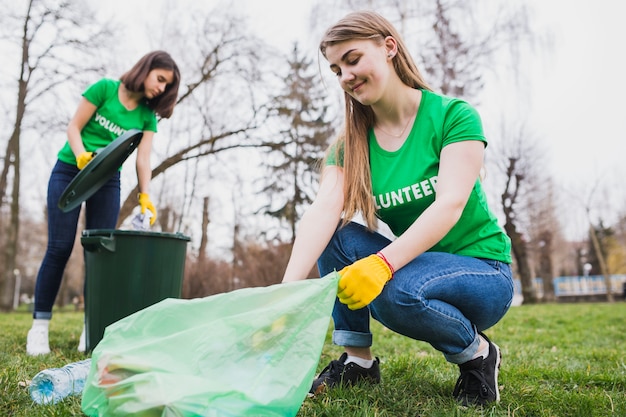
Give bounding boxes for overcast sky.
[490,0,625,187]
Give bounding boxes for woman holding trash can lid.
[26,50,181,356]
[281,11,513,407]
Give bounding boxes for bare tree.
[115,9,273,227]
[500,155,536,303]
[490,124,551,304]
[417,0,532,100]
[556,157,626,301]
[0,0,112,311]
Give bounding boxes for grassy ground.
[2,302,625,416]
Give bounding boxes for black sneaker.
[452,333,501,406]
[309,352,380,396]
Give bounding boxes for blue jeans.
[33,160,120,319]
[317,221,514,364]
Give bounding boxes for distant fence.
[513,274,626,303]
[553,275,626,297]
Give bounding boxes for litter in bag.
[81,272,339,417]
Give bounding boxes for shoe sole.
[27,331,51,356]
[492,343,501,402]
[27,348,51,356]
[307,361,381,399]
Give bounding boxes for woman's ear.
[384,36,398,58]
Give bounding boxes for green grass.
[2,303,625,416]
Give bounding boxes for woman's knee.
[46,239,75,259]
[371,282,427,327]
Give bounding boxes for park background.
[1,0,626,309]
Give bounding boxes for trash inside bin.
[82,229,190,351]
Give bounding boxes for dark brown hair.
[120,50,181,118]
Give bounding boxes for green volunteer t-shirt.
[57,78,158,165]
[327,89,512,263]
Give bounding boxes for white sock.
[472,337,489,360]
[345,355,374,368]
[32,319,50,329]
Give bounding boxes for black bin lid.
[57,129,143,213]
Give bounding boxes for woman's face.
[325,38,393,106]
[143,68,175,99]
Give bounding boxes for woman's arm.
[135,131,154,194]
[282,165,345,282]
[380,140,485,270]
[66,98,97,157]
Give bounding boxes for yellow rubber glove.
[337,253,394,310]
[138,193,157,226]
[76,152,94,170]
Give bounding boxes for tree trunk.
[589,224,614,302]
[538,231,556,302]
[199,197,210,263]
[504,221,537,304]
[0,131,21,311]
[0,1,31,310]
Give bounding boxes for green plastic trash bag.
[81,272,339,417]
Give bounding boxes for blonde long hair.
[320,11,433,230]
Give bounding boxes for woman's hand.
[76,151,94,170]
[138,193,157,225]
[337,254,393,310]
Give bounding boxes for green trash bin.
[81,229,191,351]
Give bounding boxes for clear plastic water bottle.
[30,359,92,404]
